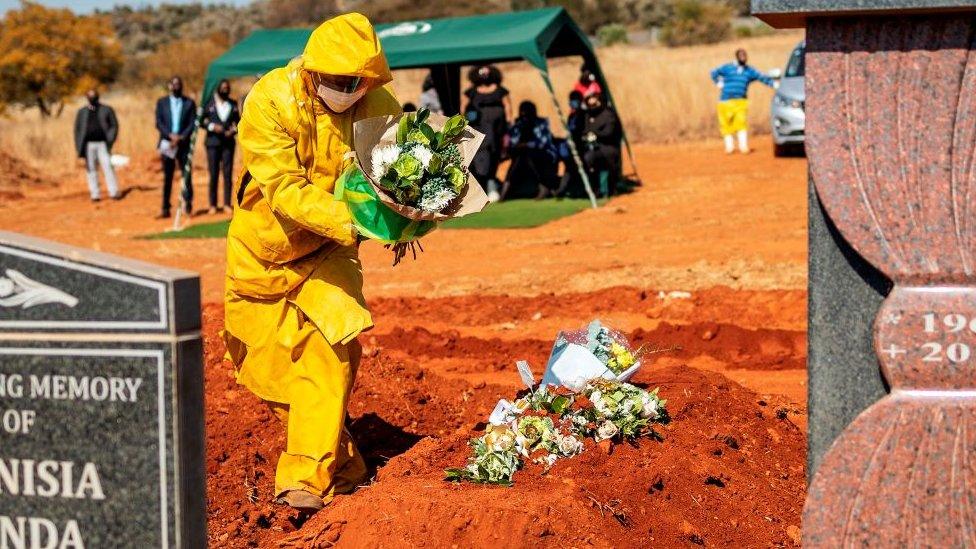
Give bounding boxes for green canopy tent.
[177,8,638,227]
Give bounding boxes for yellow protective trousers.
[716,98,749,136]
[225,292,368,500]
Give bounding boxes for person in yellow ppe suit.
[223,13,401,513]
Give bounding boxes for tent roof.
[202,8,594,98]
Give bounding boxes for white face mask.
[317,84,367,113]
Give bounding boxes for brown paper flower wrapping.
[352,113,488,222]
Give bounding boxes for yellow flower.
[611,342,635,369]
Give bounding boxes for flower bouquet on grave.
[335,107,488,264]
[538,320,653,390]
[445,379,667,485]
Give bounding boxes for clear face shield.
[309,72,367,113]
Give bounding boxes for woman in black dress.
[463,65,512,202]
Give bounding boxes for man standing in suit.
[155,76,196,218]
[73,89,119,202]
[201,78,240,214]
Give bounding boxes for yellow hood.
[302,13,392,89]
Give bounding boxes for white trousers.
[85,141,118,199]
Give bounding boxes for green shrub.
[660,0,733,47]
[735,21,775,38]
[597,23,630,46]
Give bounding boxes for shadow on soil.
[351,412,425,474]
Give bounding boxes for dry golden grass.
[0,31,802,180]
[0,88,167,180]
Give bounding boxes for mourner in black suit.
[73,89,120,202]
[200,79,240,213]
[154,76,197,218]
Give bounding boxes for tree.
[137,33,229,93]
[0,2,123,116]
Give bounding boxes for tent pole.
[538,69,598,209]
[173,104,201,232]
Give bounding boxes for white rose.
[641,394,660,419]
[557,434,584,456]
[0,278,13,297]
[596,420,619,442]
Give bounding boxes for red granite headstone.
[803,15,976,545]
[753,2,976,544]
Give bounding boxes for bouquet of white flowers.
[445,379,667,486]
[337,107,488,264]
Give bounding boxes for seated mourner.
[502,101,558,199]
[553,91,586,198]
[581,92,622,197]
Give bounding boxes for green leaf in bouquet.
[444,468,467,482]
[420,124,437,145]
[396,115,411,144]
[548,395,571,415]
[406,128,430,146]
[415,107,430,125]
[427,152,444,174]
[445,165,466,192]
[441,114,467,142]
[392,153,422,180]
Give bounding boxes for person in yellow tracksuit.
[223,13,401,513]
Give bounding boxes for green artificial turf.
[141,219,231,240]
[441,198,596,229]
[141,198,597,239]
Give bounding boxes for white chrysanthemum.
[595,420,619,442]
[417,187,457,213]
[411,145,434,169]
[370,144,401,181]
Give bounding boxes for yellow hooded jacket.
[225,13,400,404]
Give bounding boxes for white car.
[771,41,806,156]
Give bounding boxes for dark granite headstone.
[0,231,205,548]
[806,179,890,475]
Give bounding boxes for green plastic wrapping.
[335,164,438,244]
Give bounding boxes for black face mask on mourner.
[87,95,99,107]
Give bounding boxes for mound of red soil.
[286,364,804,548]
[0,150,53,200]
[202,299,805,548]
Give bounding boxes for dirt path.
[0,136,806,303]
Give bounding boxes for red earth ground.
[0,136,808,547]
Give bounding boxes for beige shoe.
[275,490,325,513]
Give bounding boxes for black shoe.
[110,195,121,201]
[91,197,101,203]
[156,210,171,219]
